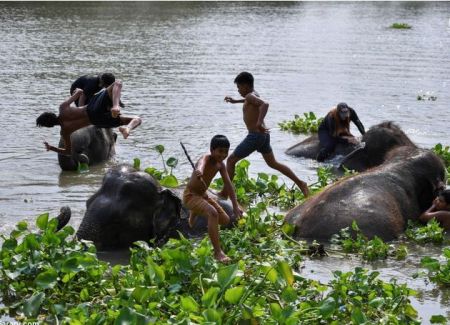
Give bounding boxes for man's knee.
[227,154,240,166]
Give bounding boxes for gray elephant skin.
[285,133,358,160]
[76,164,236,250]
[58,126,116,171]
[285,122,446,241]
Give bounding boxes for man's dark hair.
[439,189,450,204]
[100,73,115,87]
[210,135,230,150]
[36,112,59,127]
[234,72,254,87]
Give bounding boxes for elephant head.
[76,164,184,249]
[340,121,415,172]
[58,126,116,171]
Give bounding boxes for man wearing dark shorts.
[36,80,141,156]
[70,73,116,107]
[219,72,309,198]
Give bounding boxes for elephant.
[285,133,359,161]
[285,145,446,241]
[58,126,116,171]
[75,164,237,250]
[339,121,415,172]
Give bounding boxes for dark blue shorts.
[86,90,122,128]
[233,132,272,158]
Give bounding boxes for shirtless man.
[36,80,141,156]
[219,72,309,198]
[183,135,242,263]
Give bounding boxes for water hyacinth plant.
[279,112,323,134]
[390,22,412,29]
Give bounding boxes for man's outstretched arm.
[44,134,72,156]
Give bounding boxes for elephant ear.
[160,189,182,215]
[339,145,369,172]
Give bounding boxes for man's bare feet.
[214,250,231,263]
[119,126,130,139]
[188,211,197,228]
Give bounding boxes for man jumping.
[36,80,141,156]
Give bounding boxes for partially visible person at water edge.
[419,189,450,229]
[316,102,365,162]
[70,73,119,107]
[37,80,141,156]
[183,135,243,263]
[218,71,309,198]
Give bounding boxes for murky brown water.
[1,2,449,322]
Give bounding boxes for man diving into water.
[36,80,141,156]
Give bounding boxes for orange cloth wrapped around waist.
[183,187,228,219]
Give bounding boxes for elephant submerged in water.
[285,122,446,241]
[58,126,116,171]
[75,164,236,250]
[285,133,359,161]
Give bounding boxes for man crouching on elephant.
[420,189,450,229]
[36,80,141,156]
[317,102,365,162]
[183,135,243,263]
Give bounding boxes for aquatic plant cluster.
[1,146,450,323]
[278,112,323,134]
[433,143,450,185]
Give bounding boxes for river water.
[0,2,449,322]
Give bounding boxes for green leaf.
[277,261,294,286]
[281,222,295,236]
[160,175,179,188]
[430,315,447,324]
[202,308,222,323]
[77,162,89,173]
[133,158,141,169]
[35,269,58,289]
[181,295,199,313]
[217,263,238,289]
[17,221,28,231]
[154,144,165,154]
[319,297,336,318]
[80,288,89,301]
[351,308,367,324]
[224,286,245,304]
[201,287,220,307]
[36,212,49,230]
[62,257,82,273]
[166,157,178,168]
[23,292,45,317]
[281,286,297,303]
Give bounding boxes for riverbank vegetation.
[1,149,449,323]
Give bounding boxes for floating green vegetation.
[421,247,450,287]
[133,144,180,188]
[76,162,89,173]
[417,93,437,101]
[279,112,323,134]
[405,220,445,244]
[432,143,450,185]
[211,159,334,209]
[0,209,420,323]
[331,221,405,261]
[390,23,412,29]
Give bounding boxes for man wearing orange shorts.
[183,135,242,263]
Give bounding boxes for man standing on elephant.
[218,71,309,198]
[316,102,365,162]
[70,73,118,107]
[37,80,141,156]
